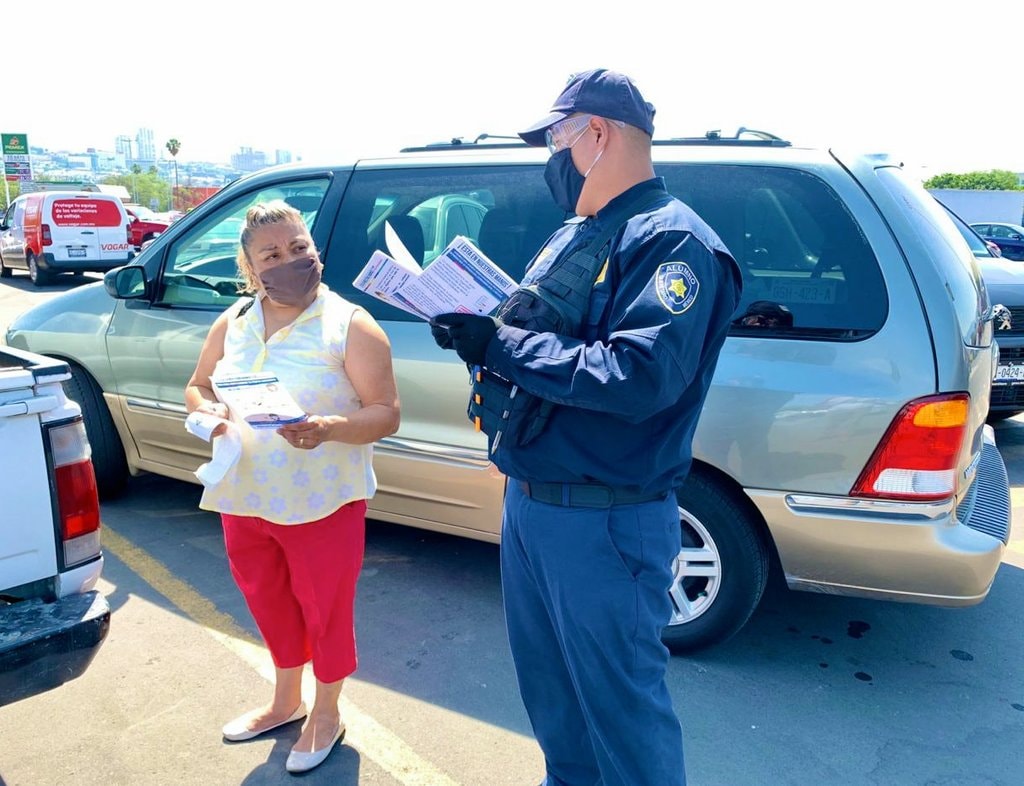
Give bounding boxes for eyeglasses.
[544,115,628,155]
[545,115,593,155]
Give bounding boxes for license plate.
[67,247,86,258]
[995,363,1024,382]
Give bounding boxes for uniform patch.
[655,262,699,314]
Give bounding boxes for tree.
[165,138,181,209]
[0,179,21,211]
[102,170,171,211]
[924,169,1022,190]
[130,164,142,203]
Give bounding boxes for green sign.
[2,133,29,156]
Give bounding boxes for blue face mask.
[544,149,586,214]
[544,141,604,215]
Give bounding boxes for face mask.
[258,256,321,306]
[543,146,604,215]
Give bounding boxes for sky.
[5,1,1021,180]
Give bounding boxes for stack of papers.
[353,222,517,319]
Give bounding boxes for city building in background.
[231,146,267,172]
[135,128,156,166]
[2,131,302,211]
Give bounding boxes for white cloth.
[185,411,242,486]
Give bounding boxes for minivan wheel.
[662,471,770,653]
[63,362,129,498]
[27,253,52,286]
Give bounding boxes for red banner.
[51,199,123,227]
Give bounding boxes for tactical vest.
[470,189,666,453]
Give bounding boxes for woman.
[185,201,400,773]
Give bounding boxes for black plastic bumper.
[0,590,111,706]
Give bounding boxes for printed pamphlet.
[353,226,517,319]
[211,372,307,429]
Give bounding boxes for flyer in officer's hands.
[352,221,517,319]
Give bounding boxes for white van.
[0,191,134,286]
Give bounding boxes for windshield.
[127,204,158,220]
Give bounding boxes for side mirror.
[104,266,148,299]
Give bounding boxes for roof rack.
[400,134,529,153]
[656,128,791,147]
[400,127,791,154]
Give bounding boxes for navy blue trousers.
[501,481,686,786]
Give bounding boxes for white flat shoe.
[222,702,307,742]
[285,723,345,773]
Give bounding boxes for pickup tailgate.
[0,357,62,587]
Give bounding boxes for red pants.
[221,501,366,683]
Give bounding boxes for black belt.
[518,481,669,508]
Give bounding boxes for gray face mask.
[258,256,321,306]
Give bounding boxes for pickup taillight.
[48,419,101,567]
[41,224,52,246]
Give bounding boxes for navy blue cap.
[519,69,656,147]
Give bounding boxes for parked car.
[0,191,134,286]
[0,345,109,706]
[943,206,1024,418]
[971,222,1024,261]
[124,204,171,251]
[4,134,1011,652]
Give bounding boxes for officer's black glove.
[430,320,455,350]
[431,313,502,366]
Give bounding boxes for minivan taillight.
[41,224,52,246]
[48,420,101,566]
[851,394,969,501]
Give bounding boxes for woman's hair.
[235,200,310,294]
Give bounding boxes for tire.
[662,469,770,653]
[27,252,52,287]
[63,363,129,498]
[0,256,11,278]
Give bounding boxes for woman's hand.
[196,401,229,420]
[278,415,333,450]
[194,401,230,437]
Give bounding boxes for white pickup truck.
[0,344,110,705]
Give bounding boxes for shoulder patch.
[655,262,699,314]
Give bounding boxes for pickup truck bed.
[0,345,110,705]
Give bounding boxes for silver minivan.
[4,134,1012,651]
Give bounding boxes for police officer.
[431,69,741,786]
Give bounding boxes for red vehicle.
[124,204,170,250]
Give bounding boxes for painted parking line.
[101,525,460,786]
[1008,488,1024,557]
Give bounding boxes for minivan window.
[876,166,986,344]
[660,164,887,339]
[328,166,563,322]
[156,179,330,308]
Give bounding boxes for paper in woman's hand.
[211,373,307,429]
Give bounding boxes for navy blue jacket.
[482,177,741,493]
